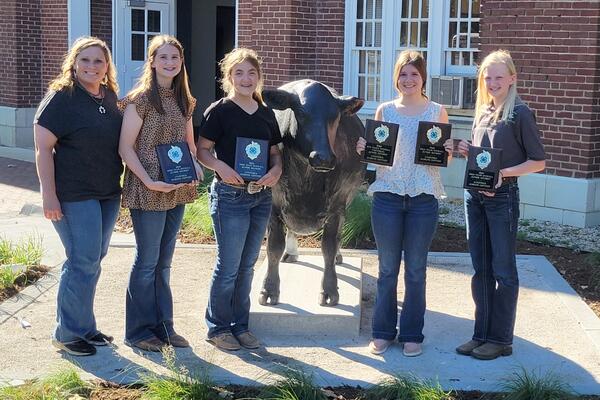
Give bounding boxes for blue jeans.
[52,197,120,343]
[371,192,439,343]
[125,205,185,344]
[205,180,272,338]
[465,183,520,345]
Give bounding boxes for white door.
[114,0,175,95]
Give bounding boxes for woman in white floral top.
[356,50,453,357]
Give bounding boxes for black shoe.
[86,332,114,346]
[52,339,96,356]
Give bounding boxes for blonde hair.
[48,36,119,94]
[475,49,518,124]
[392,50,427,97]
[219,47,264,103]
[128,35,194,117]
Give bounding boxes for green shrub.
[259,369,326,400]
[365,374,451,400]
[0,368,90,400]
[142,346,219,400]
[0,235,43,267]
[500,368,576,400]
[0,235,44,291]
[180,192,214,241]
[341,191,374,247]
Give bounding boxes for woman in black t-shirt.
[456,50,545,360]
[197,48,283,351]
[34,36,123,357]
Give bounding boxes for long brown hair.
[127,35,194,117]
[219,47,264,103]
[392,50,427,97]
[48,36,119,94]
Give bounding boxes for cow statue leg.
[281,230,299,262]
[319,214,344,306]
[260,214,285,305]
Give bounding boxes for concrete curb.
[0,266,59,326]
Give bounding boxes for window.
[354,0,383,102]
[131,8,162,61]
[344,0,481,113]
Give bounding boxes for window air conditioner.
[430,76,476,109]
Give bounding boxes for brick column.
[237,0,345,93]
[91,0,112,50]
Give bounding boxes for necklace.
[77,83,106,114]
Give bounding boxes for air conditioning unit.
[430,76,476,109]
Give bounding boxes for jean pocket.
[216,185,243,201]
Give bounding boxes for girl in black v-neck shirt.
[197,48,282,351]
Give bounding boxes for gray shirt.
[472,98,545,169]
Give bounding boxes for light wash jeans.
[52,197,120,343]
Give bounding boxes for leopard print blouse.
[120,87,197,211]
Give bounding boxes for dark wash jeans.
[465,182,520,345]
[125,204,185,345]
[205,180,272,338]
[371,192,439,343]
[52,197,120,343]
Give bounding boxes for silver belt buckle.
[247,182,264,194]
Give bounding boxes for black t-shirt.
[34,86,123,202]
[472,98,546,169]
[198,98,282,174]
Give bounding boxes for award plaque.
[463,146,503,191]
[235,137,269,181]
[156,141,198,184]
[362,119,399,166]
[414,121,452,167]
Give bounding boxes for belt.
[500,176,517,185]
[216,179,266,194]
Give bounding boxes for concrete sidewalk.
[0,239,599,393]
[0,156,599,394]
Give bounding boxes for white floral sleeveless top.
[368,100,447,199]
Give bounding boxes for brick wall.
[41,0,68,98]
[0,0,67,108]
[91,0,112,50]
[237,0,345,93]
[480,0,600,179]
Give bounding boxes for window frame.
[344,0,479,115]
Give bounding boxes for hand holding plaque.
[463,145,503,191]
[362,119,399,166]
[235,137,269,181]
[156,142,198,184]
[414,121,452,167]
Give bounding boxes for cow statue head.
[263,80,364,172]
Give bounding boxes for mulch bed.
[0,265,50,302]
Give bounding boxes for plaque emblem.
[245,141,262,160]
[476,150,492,170]
[167,145,183,164]
[374,124,390,143]
[426,125,442,144]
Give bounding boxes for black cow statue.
[260,79,366,307]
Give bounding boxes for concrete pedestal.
[248,255,362,337]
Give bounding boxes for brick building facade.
[0,0,599,226]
